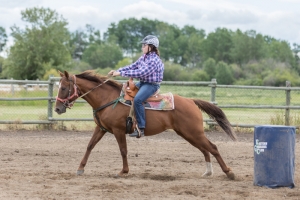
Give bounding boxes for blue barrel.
[254,125,295,188]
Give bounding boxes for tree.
[163,61,190,81]
[70,24,102,61]
[82,43,123,69]
[267,40,295,67]
[215,61,234,84]
[69,29,88,60]
[105,18,157,57]
[201,28,233,63]
[183,33,203,68]
[156,22,181,62]
[2,7,71,80]
[203,58,217,79]
[0,27,7,52]
[85,24,101,45]
[0,56,4,75]
[191,70,209,81]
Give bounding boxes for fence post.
[210,78,217,104]
[48,75,54,121]
[285,81,291,126]
[208,78,217,129]
[10,78,14,95]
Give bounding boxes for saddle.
[124,78,162,134]
[124,78,163,102]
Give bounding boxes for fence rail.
[0,77,299,129]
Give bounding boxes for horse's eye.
[61,87,66,91]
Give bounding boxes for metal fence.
[0,77,300,130]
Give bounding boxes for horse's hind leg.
[199,149,213,177]
[206,139,235,179]
[177,132,213,177]
[177,131,235,180]
[77,126,106,175]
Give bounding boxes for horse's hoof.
[226,171,235,180]
[114,174,120,178]
[77,169,84,176]
[202,171,213,177]
[114,172,128,178]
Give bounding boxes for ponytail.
[148,44,160,57]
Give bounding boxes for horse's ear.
[64,71,69,79]
[58,70,64,77]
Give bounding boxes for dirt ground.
[0,129,299,200]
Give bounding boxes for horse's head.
[55,70,79,114]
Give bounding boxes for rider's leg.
[129,82,160,137]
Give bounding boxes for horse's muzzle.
[55,106,66,115]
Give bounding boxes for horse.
[55,70,237,180]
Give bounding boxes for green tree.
[2,7,71,80]
[0,27,7,52]
[163,61,190,81]
[231,29,267,66]
[85,24,101,45]
[183,33,203,68]
[105,18,157,57]
[201,28,233,63]
[115,57,132,69]
[191,70,209,81]
[0,56,4,75]
[267,40,295,67]
[157,23,180,61]
[70,29,88,60]
[70,24,102,60]
[203,58,216,79]
[215,61,234,84]
[82,43,123,69]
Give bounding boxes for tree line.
[0,7,299,86]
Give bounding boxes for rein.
[56,74,118,132]
[56,75,111,108]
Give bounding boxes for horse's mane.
[76,70,122,91]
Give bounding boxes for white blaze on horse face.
[202,162,213,177]
[55,81,62,104]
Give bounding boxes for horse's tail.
[193,99,237,141]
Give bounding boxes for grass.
[1,83,300,131]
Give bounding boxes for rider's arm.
[119,54,159,78]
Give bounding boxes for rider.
[108,35,164,138]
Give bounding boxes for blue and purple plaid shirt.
[117,52,164,83]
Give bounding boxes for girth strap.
[93,97,121,132]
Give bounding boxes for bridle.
[56,73,120,132]
[56,75,79,108]
[56,75,111,108]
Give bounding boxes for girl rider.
[108,35,164,138]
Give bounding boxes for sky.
[0,0,300,51]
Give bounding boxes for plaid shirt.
[117,52,164,83]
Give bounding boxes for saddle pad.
[119,86,175,110]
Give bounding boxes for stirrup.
[129,127,144,138]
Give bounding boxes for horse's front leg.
[77,126,106,175]
[113,130,129,177]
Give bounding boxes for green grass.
[1,84,300,131]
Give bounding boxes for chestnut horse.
[55,70,237,180]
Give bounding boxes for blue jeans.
[134,82,160,129]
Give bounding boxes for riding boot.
[129,127,144,138]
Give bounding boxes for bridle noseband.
[56,75,79,108]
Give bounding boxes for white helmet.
[140,35,159,48]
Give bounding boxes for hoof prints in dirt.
[140,173,177,181]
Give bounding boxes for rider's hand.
[108,70,115,76]
[112,71,121,77]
